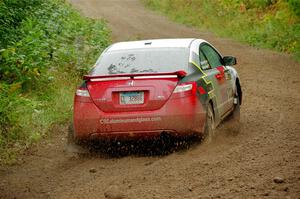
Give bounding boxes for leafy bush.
[0,0,44,47]
[0,0,110,164]
[0,0,110,88]
[288,0,300,16]
[143,0,300,60]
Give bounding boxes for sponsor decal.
[100,117,162,124]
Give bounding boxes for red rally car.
[69,38,242,144]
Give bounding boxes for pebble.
[280,186,289,192]
[104,185,125,199]
[227,177,234,181]
[144,162,153,166]
[273,177,284,184]
[263,192,269,196]
[188,186,193,191]
[89,168,97,173]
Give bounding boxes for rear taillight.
[76,82,90,97]
[76,89,90,97]
[172,82,197,98]
[75,82,92,103]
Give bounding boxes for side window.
[200,44,223,68]
[199,50,211,70]
[189,51,208,73]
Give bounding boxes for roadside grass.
[0,0,110,165]
[142,0,300,60]
[0,70,79,164]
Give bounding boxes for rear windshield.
[91,47,189,75]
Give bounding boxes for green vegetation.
[143,0,300,60]
[0,0,110,164]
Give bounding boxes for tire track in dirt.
[1,0,299,198]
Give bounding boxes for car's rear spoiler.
[83,70,187,81]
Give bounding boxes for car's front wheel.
[226,93,241,133]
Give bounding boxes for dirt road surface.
[1,0,300,198]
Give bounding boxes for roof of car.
[106,38,206,52]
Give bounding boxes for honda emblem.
[128,80,134,86]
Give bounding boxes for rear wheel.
[66,123,89,154]
[67,123,78,145]
[203,104,215,143]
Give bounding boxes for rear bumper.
[73,96,206,140]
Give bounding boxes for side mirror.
[223,56,237,66]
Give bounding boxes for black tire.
[67,123,78,145]
[226,94,241,134]
[203,103,215,143]
[229,95,240,120]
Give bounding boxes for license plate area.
[120,91,144,105]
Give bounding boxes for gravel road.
[1,0,299,198]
